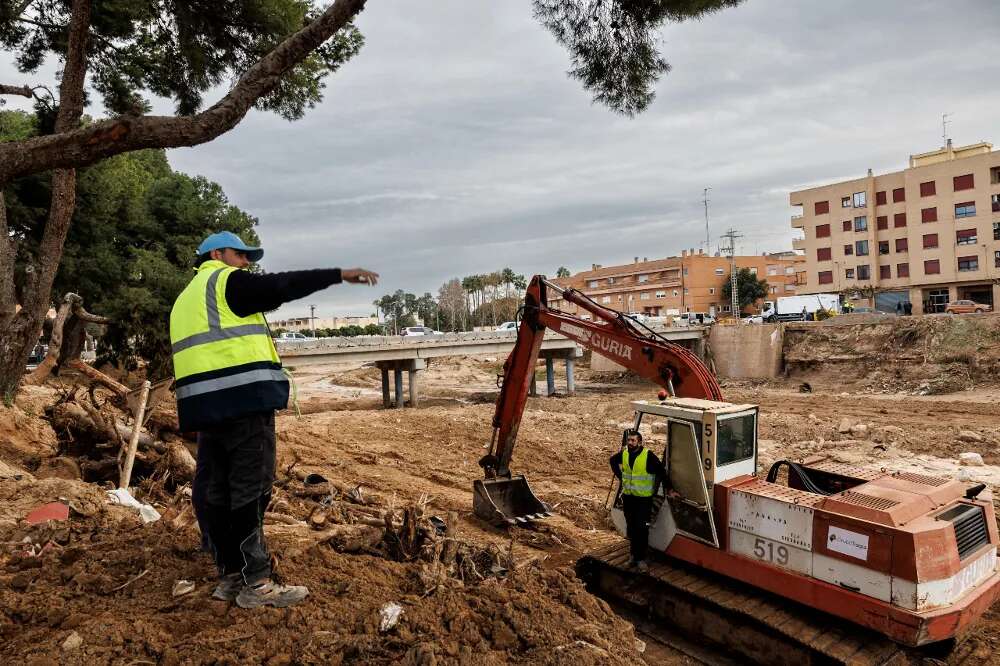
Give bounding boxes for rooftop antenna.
[942,112,952,147]
[702,187,712,253]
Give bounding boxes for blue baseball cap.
[197,231,263,262]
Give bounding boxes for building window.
[880,265,891,279]
[767,265,778,276]
[922,233,938,249]
[709,287,715,295]
[683,268,688,276]
[894,212,907,227]
[817,247,832,261]
[588,280,599,288]
[855,240,869,256]
[638,274,648,283]
[924,259,941,275]
[857,265,871,280]
[897,263,909,277]
[607,277,615,285]
[656,290,667,298]
[853,191,867,207]
[818,271,833,284]
[993,194,1000,212]
[714,268,725,276]
[953,173,975,191]
[955,202,976,218]
[843,244,853,256]
[842,220,852,232]
[875,191,887,206]
[785,284,795,292]
[992,167,1000,185]
[919,180,936,197]
[895,237,908,253]
[640,292,650,300]
[618,295,623,302]
[854,216,868,231]
[957,229,978,245]
[958,256,979,272]
[683,288,690,295]
[841,196,851,208]
[601,296,611,304]
[722,304,731,313]
[769,285,777,294]
[994,221,1000,240]
[749,267,758,274]
[996,251,1000,269]
[878,241,889,255]
[816,223,831,238]
[892,187,905,203]
[845,268,855,279]
[876,215,888,230]
[921,207,937,223]
[815,200,829,215]
[785,266,795,275]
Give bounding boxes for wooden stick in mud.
[118,380,151,489]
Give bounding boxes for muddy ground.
[2,346,1000,664]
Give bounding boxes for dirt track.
[2,353,1000,664]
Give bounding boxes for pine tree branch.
[0,0,367,185]
[0,84,31,97]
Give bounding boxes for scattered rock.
[957,468,975,482]
[958,431,984,443]
[837,417,852,434]
[882,425,905,435]
[808,413,819,422]
[959,452,984,467]
[850,424,869,439]
[61,631,82,651]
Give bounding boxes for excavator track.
[577,542,991,666]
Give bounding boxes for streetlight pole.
[309,304,316,337]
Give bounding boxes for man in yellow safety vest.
[609,429,667,572]
[171,231,377,609]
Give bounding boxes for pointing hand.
[342,269,379,286]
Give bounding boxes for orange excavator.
[474,275,1000,662]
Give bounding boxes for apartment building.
[550,251,803,318]
[791,141,1000,314]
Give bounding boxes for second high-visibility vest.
[622,447,655,497]
[170,259,288,430]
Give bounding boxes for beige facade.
[551,251,803,318]
[271,315,378,332]
[791,141,1000,314]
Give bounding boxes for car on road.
[496,321,518,331]
[945,299,992,314]
[276,331,309,341]
[742,315,764,325]
[401,326,441,336]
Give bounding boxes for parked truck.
[760,293,840,322]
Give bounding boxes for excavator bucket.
[473,475,551,526]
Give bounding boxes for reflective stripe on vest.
[171,267,270,355]
[622,448,655,497]
[174,367,288,399]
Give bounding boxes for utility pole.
[942,112,952,147]
[309,304,316,336]
[702,187,712,253]
[720,228,744,317]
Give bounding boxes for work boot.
[236,579,309,609]
[635,560,649,573]
[211,573,244,601]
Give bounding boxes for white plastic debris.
[172,579,196,597]
[378,602,404,632]
[106,488,161,523]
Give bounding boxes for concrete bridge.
[276,327,706,408]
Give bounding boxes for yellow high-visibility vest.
[622,448,655,497]
[170,260,287,430]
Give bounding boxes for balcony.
[791,215,804,229]
[792,237,806,251]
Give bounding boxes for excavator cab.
[611,398,759,549]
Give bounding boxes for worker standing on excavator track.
[609,430,667,573]
[170,231,378,609]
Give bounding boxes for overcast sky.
[4,0,999,320]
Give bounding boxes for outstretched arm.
[226,267,378,317]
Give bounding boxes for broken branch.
[0,84,32,98]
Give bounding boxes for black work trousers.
[622,494,653,563]
[194,411,276,585]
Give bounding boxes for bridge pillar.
[380,368,391,408]
[545,358,555,396]
[394,369,404,408]
[375,359,427,408]
[566,357,575,395]
[529,373,537,397]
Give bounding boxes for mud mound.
[783,314,1000,394]
[0,489,641,665]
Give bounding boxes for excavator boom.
[474,275,720,525]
